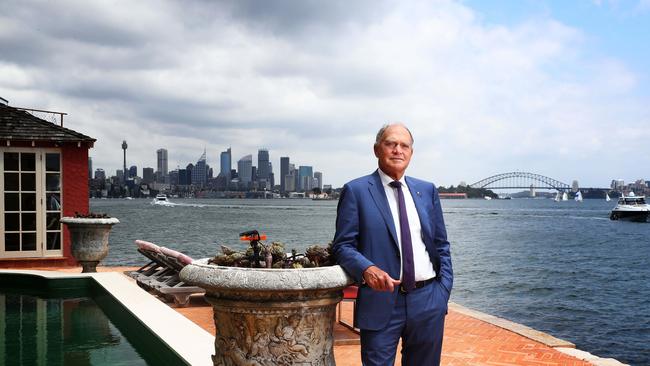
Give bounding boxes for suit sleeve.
[332,184,375,283]
[433,185,453,294]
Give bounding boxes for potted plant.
[60,213,119,273]
[180,231,353,366]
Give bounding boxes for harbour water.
[93,197,650,365]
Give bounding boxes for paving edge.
[449,302,629,366]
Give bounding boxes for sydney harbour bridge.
[468,171,608,194]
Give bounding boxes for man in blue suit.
[333,123,453,366]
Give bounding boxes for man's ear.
[373,144,380,158]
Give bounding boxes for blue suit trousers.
[360,280,448,366]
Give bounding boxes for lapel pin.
[417,191,421,197]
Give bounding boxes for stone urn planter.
[60,217,120,273]
[180,259,353,366]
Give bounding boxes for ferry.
[610,194,649,222]
[151,194,175,206]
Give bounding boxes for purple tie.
[389,180,415,292]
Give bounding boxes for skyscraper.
[280,157,289,192]
[94,168,106,181]
[257,149,270,181]
[298,166,313,192]
[129,165,137,178]
[220,147,232,180]
[314,171,323,190]
[238,155,253,185]
[192,150,207,187]
[157,148,168,181]
[186,163,194,185]
[142,167,154,184]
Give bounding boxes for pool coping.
[0,269,214,366]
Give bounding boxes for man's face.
[374,125,413,180]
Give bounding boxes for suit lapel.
[406,177,432,242]
[368,171,399,247]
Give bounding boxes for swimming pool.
[0,273,208,365]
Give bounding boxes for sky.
[1,0,649,188]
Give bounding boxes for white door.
[0,149,63,258]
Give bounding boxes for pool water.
[1,292,146,365]
[0,275,187,366]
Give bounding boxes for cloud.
[0,0,648,187]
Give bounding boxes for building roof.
[0,103,96,143]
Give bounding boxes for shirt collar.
[377,168,407,188]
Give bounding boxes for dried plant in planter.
[208,230,334,268]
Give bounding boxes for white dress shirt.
[378,168,436,281]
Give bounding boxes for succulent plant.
[208,240,335,268]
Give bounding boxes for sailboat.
[554,191,561,202]
[605,192,611,202]
[562,192,568,201]
[575,191,583,202]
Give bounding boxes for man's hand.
[362,265,401,292]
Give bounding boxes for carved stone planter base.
[180,260,353,366]
[208,296,339,366]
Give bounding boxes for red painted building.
[0,102,95,267]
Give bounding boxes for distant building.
[314,171,323,190]
[191,150,207,187]
[169,169,179,185]
[128,165,137,178]
[220,147,232,180]
[178,169,189,185]
[257,149,270,180]
[95,168,106,181]
[285,172,296,192]
[298,166,313,192]
[280,157,290,192]
[157,148,168,177]
[186,163,194,185]
[142,167,154,184]
[238,154,253,185]
[116,169,124,181]
[611,179,625,191]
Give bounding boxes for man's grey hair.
[374,123,414,147]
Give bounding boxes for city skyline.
[92,144,326,190]
[1,1,649,187]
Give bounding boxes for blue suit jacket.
[332,170,453,330]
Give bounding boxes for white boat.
[605,192,611,202]
[575,191,583,202]
[151,194,175,206]
[610,194,649,222]
[554,192,560,202]
[562,192,568,201]
[484,196,492,200]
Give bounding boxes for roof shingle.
[0,104,96,143]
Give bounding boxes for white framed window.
[1,148,63,258]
